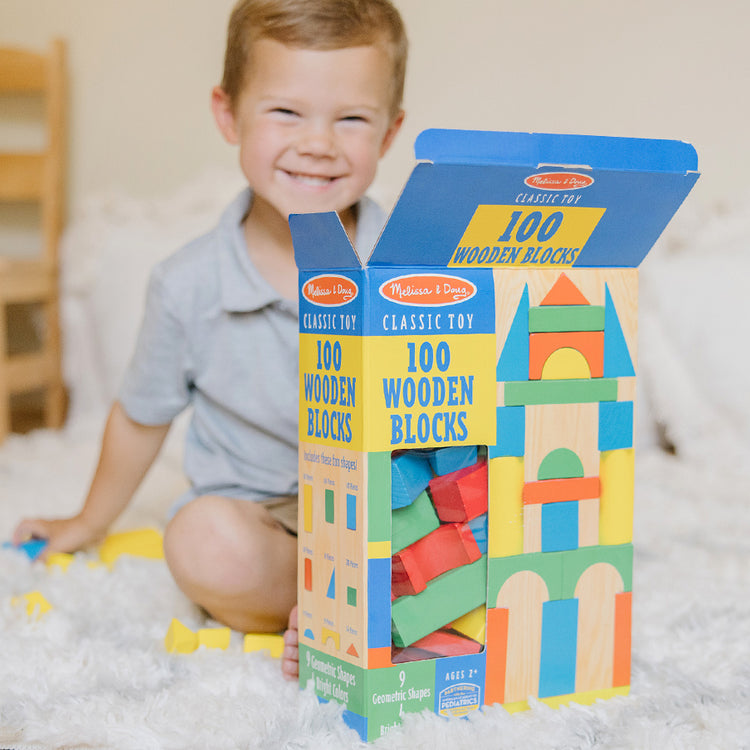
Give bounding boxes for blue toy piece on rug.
[3,538,48,560]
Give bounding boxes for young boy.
[13,0,406,680]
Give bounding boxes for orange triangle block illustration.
[541,273,590,306]
[347,643,359,657]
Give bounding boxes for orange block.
[523,476,600,505]
[368,647,393,669]
[613,591,632,687]
[304,557,313,591]
[529,331,604,380]
[540,273,591,306]
[484,607,509,706]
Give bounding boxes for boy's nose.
[296,123,337,158]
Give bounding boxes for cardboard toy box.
[291,129,698,741]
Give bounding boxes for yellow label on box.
[450,205,606,267]
[300,333,364,449]
[365,333,496,450]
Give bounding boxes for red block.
[428,461,488,523]
[391,522,482,597]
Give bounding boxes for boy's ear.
[380,109,405,157]
[211,86,239,145]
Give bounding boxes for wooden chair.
[0,39,67,441]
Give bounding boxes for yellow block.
[451,604,487,644]
[164,618,198,654]
[12,590,52,619]
[599,448,635,545]
[243,633,284,659]
[98,528,164,565]
[303,484,313,533]
[46,552,74,571]
[198,627,232,650]
[488,456,524,557]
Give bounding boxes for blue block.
[490,405,525,458]
[367,557,392,648]
[466,514,488,554]
[598,400,634,451]
[497,285,530,381]
[3,539,48,560]
[326,568,336,599]
[391,451,433,509]
[428,446,477,475]
[603,285,635,377]
[539,598,579,698]
[346,493,357,530]
[542,501,579,552]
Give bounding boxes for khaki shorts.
[260,494,298,535]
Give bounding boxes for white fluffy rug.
[2,420,748,750]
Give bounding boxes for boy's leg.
[163,495,297,633]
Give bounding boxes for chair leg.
[43,296,66,429]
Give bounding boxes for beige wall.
[1,0,747,218]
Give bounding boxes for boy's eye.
[271,108,299,118]
[340,115,369,124]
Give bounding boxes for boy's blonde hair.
[221,0,408,117]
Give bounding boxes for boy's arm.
[13,401,170,557]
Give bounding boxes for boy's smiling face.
[213,38,404,232]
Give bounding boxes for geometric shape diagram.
[603,285,635,377]
[346,492,357,531]
[304,557,313,592]
[496,570,549,704]
[391,522,482,598]
[504,378,618,406]
[428,460,488,523]
[523,476,600,505]
[497,284,529,382]
[391,489,440,555]
[529,305,605,333]
[538,598,579,698]
[598,400,634,451]
[538,447,585,480]
[530,331,604,380]
[347,586,357,607]
[540,272,591,306]
[321,628,341,650]
[391,555,487,648]
[541,347,591,380]
[391,450,433,510]
[542,500,579,552]
[346,642,359,657]
[303,628,315,640]
[326,567,336,599]
[490,405,525,458]
[428,445,478,476]
[574,562,625,693]
[325,489,335,524]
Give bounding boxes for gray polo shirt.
[119,188,384,506]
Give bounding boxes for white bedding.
[1,174,748,749]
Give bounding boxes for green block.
[325,489,335,523]
[368,452,392,543]
[391,555,487,647]
[391,489,440,554]
[347,586,357,607]
[561,544,633,599]
[529,305,605,332]
[487,551,565,604]
[504,378,618,406]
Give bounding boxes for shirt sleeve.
[118,265,192,425]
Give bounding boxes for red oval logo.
[379,274,477,307]
[524,172,594,191]
[302,274,358,307]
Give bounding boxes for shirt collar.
[217,188,385,313]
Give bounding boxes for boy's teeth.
[292,173,332,186]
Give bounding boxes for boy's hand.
[12,515,104,562]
